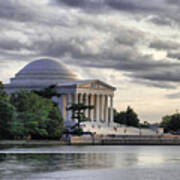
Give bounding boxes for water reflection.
[0,146,180,179]
[0,153,112,171]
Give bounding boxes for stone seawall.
[70,135,180,145]
[1,135,180,145]
[0,140,64,146]
[101,138,180,145]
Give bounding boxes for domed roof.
[10,58,79,86]
[17,58,76,77]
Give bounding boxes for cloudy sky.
[1,0,180,123]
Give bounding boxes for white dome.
[10,58,79,86]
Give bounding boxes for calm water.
[0,145,180,180]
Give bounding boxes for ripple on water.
[0,145,180,180]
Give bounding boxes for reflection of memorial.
[5,58,116,126]
[48,153,116,170]
[0,153,116,172]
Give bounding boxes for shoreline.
[1,135,180,146]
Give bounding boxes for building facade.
[5,58,116,125]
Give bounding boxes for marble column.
[90,94,94,121]
[96,95,100,122]
[59,94,65,120]
[67,93,72,121]
[74,93,78,104]
[110,95,114,123]
[101,95,105,122]
[79,93,83,104]
[105,95,109,124]
[84,94,89,118]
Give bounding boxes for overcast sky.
[1,0,180,123]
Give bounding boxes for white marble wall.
[59,91,114,124]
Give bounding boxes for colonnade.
[58,93,114,124]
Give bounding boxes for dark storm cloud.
[150,40,180,51]
[53,0,180,27]
[111,58,176,72]
[0,48,33,62]
[0,1,69,27]
[0,0,36,22]
[26,23,144,61]
[114,29,143,47]
[52,0,105,12]
[59,0,90,7]
[147,16,174,26]
[104,0,160,13]
[166,0,180,5]
[0,37,27,51]
[111,57,180,89]
[129,70,180,83]
[55,0,160,13]
[167,51,180,60]
[167,92,180,99]
[131,79,177,89]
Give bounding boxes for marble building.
[5,58,116,125]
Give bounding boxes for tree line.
[114,106,140,127]
[114,106,153,128]
[160,113,180,133]
[0,82,63,140]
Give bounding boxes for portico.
[57,80,115,124]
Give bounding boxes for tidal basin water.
[0,145,180,180]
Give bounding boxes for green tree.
[66,103,94,134]
[0,99,16,139]
[0,82,16,139]
[11,112,48,139]
[160,113,180,133]
[47,106,63,139]
[139,121,150,128]
[0,81,8,100]
[114,111,126,124]
[114,106,140,127]
[33,85,61,99]
[10,90,46,113]
[10,90,63,139]
[126,106,139,127]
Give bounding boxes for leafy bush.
[0,99,16,139]
[160,113,180,133]
[9,90,63,139]
[114,106,140,127]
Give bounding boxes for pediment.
[77,80,116,91]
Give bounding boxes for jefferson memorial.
[5,58,116,126]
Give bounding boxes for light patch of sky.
[84,33,110,55]
[0,61,28,83]
[115,91,180,122]
[140,46,167,60]
[138,99,180,122]
[3,30,29,44]
[22,0,49,6]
